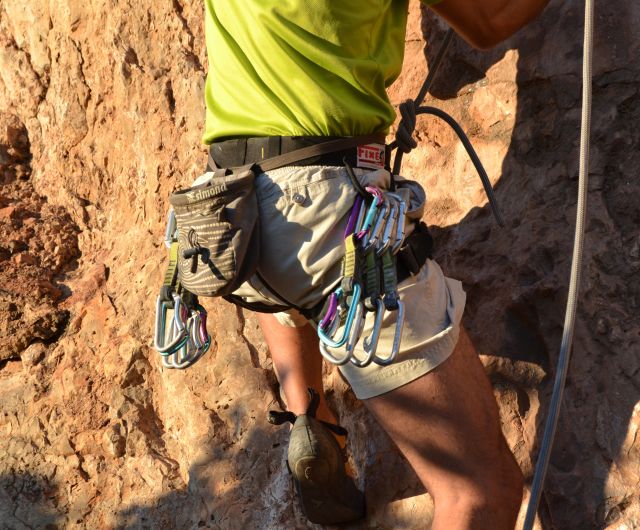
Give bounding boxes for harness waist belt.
[208,134,387,171]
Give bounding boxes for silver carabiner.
[187,310,203,349]
[164,208,177,248]
[351,298,384,368]
[362,198,390,252]
[163,313,201,369]
[376,199,398,256]
[184,310,212,367]
[154,295,188,354]
[172,293,188,332]
[386,193,407,254]
[373,300,405,366]
[161,316,185,367]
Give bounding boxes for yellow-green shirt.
[203,0,440,143]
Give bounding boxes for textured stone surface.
[0,0,638,529]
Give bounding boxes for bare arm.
[429,0,551,49]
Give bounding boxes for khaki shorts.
[232,165,466,399]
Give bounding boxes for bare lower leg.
[365,327,523,530]
[257,313,337,425]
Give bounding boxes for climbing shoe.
[268,389,365,525]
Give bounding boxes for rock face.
[0,1,638,529]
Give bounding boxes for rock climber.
[202,0,549,528]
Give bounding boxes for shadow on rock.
[419,2,640,528]
[0,472,62,530]
[112,385,433,529]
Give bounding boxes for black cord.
[389,28,505,227]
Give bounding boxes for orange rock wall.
[1,1,638,528]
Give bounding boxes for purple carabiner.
[344,196,363,238]
[319,292,339,330]
[198,309,209,343]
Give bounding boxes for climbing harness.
[154,209,212,369]
[523,0,594,526]
[154,29,505,371]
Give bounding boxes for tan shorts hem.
[345,321,460,400]
[338,265,466,399]
[273,309,308,327]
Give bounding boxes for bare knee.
[434,453,523,530]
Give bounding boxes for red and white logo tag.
[357,143,385,170]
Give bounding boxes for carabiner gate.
[373,300,405,366]
[351,297,384,368]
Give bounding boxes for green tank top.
[203,0,439,143]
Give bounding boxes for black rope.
[420,106,504,226]
[416,29,455,107]
[389,28,505,227]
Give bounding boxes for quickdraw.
[154,208,212,369]
[317,182,407,367]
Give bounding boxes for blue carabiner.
[345,301,366,355]
[317,284,362,349]
[357,195,380,237]
[318,317,352,366]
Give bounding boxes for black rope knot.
[395,99,418,154]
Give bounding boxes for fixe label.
[357,143,385,170]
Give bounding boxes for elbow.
[465,33,507,51]
[459,3,549,50]
[433,0,550,50]
[462,18,519,50]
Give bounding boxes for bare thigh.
[364,326,516,502]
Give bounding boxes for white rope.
[523,0,594,526]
